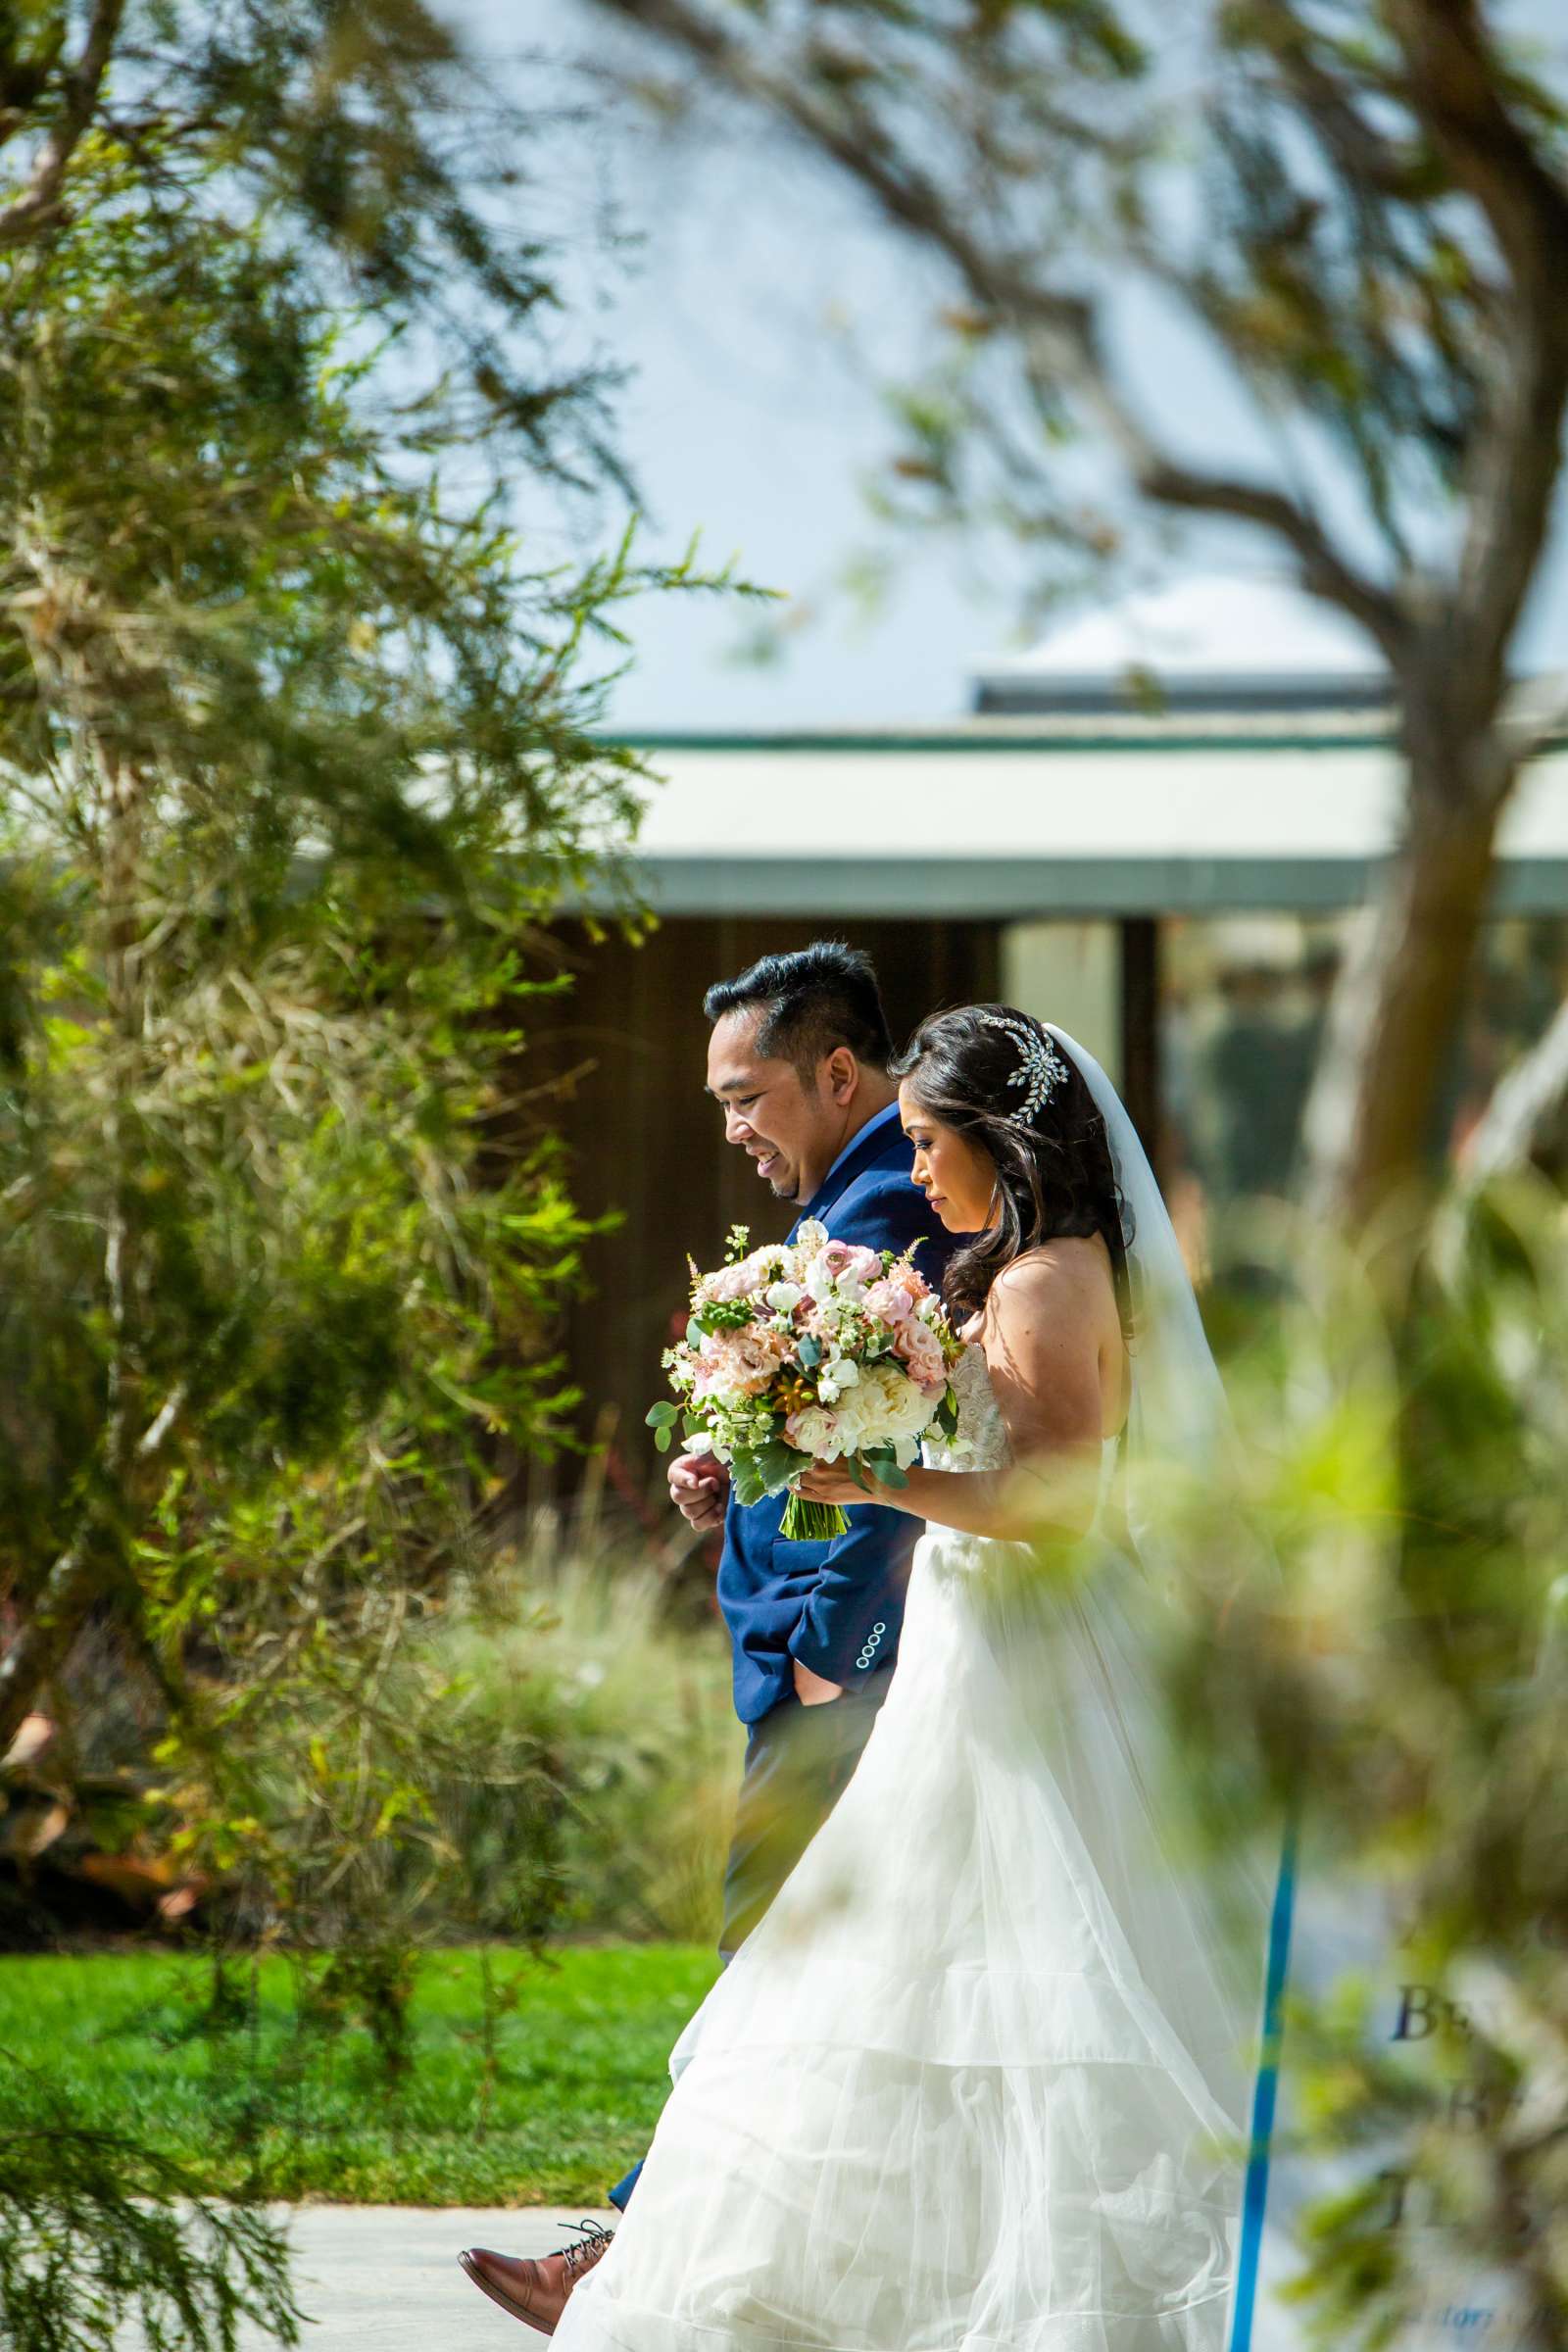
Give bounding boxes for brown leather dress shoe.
[459,2221,614,2335]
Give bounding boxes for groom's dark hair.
[705,941,894,1079]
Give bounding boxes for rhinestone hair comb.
[977,1010,1070,1124]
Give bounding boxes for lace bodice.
[922,1343,1010,1473]
[922,1342,1120,1526]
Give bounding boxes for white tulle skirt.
[554,1521,1260,2352]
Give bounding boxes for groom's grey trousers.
[607,1665,894,2212]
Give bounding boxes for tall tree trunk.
[1304,722,1513,1247]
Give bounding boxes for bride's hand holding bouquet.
[648,1220,963,1540]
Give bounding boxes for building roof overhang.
[600,724,1568,919]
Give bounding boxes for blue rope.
[1228,1819,1299,2352]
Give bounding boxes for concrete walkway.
[238,2206,618,2347]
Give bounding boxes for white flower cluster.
[785,1358,935,1470]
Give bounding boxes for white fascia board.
[607,742,1568,917]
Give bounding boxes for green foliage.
[0,2059,299,2352]
[730,1438,799,1506]
[0,1943,720,2207]
[424,1518,743,1944]
[101,1499,740,1955]
[0,2,629,487]
[0,85,720,1683]
[0,22,736,2338]
[0,130,692,1947]
[136,1473,579,1958]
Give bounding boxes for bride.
[553,1006,1262,2352]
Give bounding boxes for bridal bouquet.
[648,1221,963,1540]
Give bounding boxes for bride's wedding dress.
[554,1338,1257,2352]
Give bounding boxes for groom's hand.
[669,1451,729,1533]
[792,1659,845,1706]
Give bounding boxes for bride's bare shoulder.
[989,1234,1114,1306]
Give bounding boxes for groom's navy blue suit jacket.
[716,1109,961,1726]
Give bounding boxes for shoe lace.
[561,2219,614,2284]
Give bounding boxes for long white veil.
[1050,1026,1275,2246]
[1045,1024,1227,1577]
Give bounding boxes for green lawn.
[0,1942,719,2206]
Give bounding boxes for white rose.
[854,1361,937,1447]
[765,1280,803,1312]
[787,1403,846,1462]
[828,1387,871,1451]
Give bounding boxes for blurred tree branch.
[587,0,1568,1245]
[0,0,633,490]
[0,2064,301,2351]
[1458,993,1568,1191]
[0,0,123,245]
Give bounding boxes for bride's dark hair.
[891,1004,1132,1325]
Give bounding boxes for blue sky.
[467,0,1568,732]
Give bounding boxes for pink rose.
[819,1240,882,1289]
[702,1249,783,1304]
[893,1315,948,1395]
[864,1270,926,1326]
[693,1322,795,1401]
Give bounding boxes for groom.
[461,940,961,2334]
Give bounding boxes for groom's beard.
[745,1143,797,1200]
